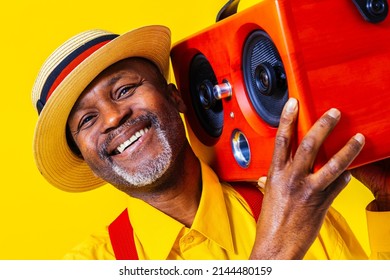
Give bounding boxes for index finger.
[271,97,298,171]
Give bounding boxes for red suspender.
[232,182,263,221]
[108,182,263,260]
[108,209,138,260]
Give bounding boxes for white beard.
[111,124,172,188]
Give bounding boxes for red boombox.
[171,0,390,182]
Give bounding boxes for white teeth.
[116,127,150,154]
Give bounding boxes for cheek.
[74,133,100,161]
[161,108,187,144]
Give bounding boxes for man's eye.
[118,85,136,98]
[117,81,143,99]
[78,115,95,130]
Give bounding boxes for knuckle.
[279,114,294,126]
[285,173,306,191]
[348,139,364,154]
[317,115,335,129]
[274,134,289,148]
[299,137,316,154]
[287,178,314,201]
[325,157,342,177]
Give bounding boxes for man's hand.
[250,98,365,260]
[351,159,390,211]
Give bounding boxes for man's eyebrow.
[106,74,123,87]
[106,72,141,87]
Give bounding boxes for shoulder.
[63,227,116,260]
[306,207,367,259]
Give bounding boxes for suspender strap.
[108,208,138,260]
[231,182,263,221]
[108,182,263,260]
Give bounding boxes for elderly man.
[32,26,389,260]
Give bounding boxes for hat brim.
[33,25,171,192]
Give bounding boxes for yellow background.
[0,0,373,259]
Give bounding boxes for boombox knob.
[213,80,232,100]
[198,80,232,110]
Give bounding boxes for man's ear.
[167,83,187,113]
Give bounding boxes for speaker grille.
[189,53,223,139]
[243,30,288,127]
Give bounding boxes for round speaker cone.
[242,30,288,127]
[189,53,223,139]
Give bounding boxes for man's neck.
[125,144,202,227]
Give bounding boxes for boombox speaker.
[170,0,390,182]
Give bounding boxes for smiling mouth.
[112,126,150,155]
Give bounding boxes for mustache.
[98,112,160,160]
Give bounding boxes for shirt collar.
[126,160,234,259]
[192,161,234,252]
[127,195,184,260]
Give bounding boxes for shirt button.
[187,236,194,243]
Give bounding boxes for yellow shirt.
[63,162,390,260]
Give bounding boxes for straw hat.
[32,25,171,192]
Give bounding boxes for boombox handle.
[217,0,389,23]
[216,0,241,22]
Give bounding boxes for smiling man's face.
[67,57,187,191]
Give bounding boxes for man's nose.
[100,103,131,133]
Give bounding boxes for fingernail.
[327,108,340,119]
[286,98,297,113]
[354,133,365,145]
[257,176,267,184]
[257,176,267,189]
